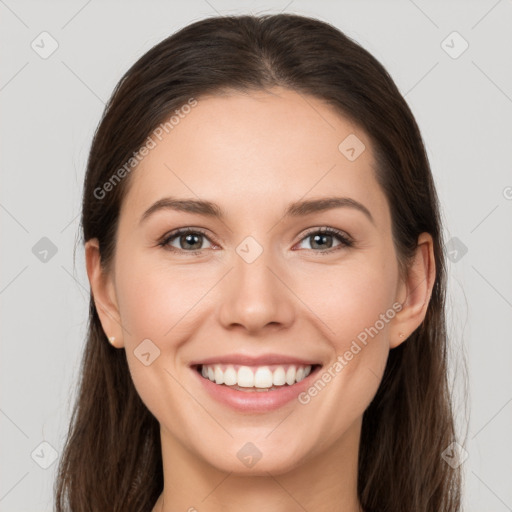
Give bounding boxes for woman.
[55,13,463,512]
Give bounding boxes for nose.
[217,245,295,334]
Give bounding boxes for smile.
[191,362,323,412]
[197,363,316,390]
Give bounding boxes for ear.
[390,232,436,349]
[85,238,125,348]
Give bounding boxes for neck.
[153,418,363,512]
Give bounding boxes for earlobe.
[390,232,436,349]
[84,239,124,348]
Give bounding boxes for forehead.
[121,87,388,225]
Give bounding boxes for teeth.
[237,366,255,387]
[199,363,314,388]
[272,366,286,386]
[285,366,296,385]
[254,367,273,388]
[214,365,224,385]
[223,366,237,386]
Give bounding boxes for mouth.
[192,363,323,392]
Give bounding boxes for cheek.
[114,255,205,418]
[296,252,398,391]
[309,259,396,340]
[115,253,209,341]
[293,261,396,432]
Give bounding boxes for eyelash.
[158,227,354,256]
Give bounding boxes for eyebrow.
[139,196,375,226]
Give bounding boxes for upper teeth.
[200,364,313,388]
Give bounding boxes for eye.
[158,226,353,256]
[295,227,353,253]
[159,228,213,254]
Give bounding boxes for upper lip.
[189,353,322,367]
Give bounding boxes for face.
[89,87,412,475]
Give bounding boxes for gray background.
[1,0,511,510]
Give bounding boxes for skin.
[85,86,435,512]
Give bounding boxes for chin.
[198,441,308,476]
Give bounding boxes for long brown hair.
[55,13,463,511]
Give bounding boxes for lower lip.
[191,365,321,412]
